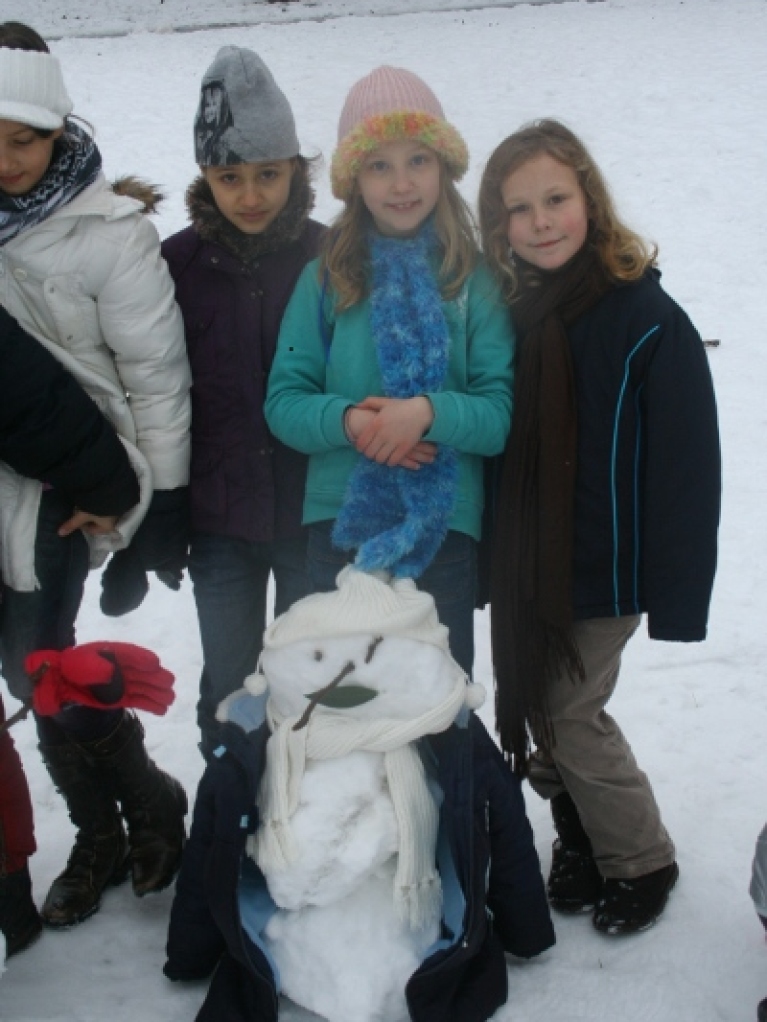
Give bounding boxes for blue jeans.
[306,523,477,678]
[0,489,121,743]
[0,490,89,702]
[188,531,310,752]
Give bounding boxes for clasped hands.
[345,395,436,470]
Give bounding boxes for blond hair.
[478,118,657,301]
[320,165,478,314]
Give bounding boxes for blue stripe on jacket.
[610,325,660,615]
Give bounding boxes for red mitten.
[26,642,175,716]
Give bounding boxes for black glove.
[100,546,149,617]
[130,486,190,588]
[99,488,189,617]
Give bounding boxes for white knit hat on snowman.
[261,565,455,653]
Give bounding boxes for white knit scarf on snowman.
[249,673,482,931]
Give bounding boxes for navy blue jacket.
[0,305,139,515]
[569,272,720,639]
[164,708,555,1022]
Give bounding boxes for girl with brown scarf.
[478,119,720,937]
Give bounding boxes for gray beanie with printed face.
[194,46,299,166]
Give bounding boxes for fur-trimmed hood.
[112,175,165,215]
[185,171,315,265]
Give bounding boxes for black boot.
[593,861,679,935]
[40,742,129,928]
[548,791,602,914]
[0,864,42,956]
[87,713,187,897]
[758,997,767,1022]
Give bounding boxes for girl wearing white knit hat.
[265,66,515,678]
[0,22,190,932]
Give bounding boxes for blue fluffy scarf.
[332,223,458,578]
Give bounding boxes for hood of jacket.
[112,175,165,214]
[185,171,315,266]
[36,171,164,224]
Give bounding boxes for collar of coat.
[185,172,316,266]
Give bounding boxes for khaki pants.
[527,615,676,879]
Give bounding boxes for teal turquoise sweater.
[265,257,514,540]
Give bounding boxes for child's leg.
[189,533,272,751]
[0,695,37,871]
[0,490,88,703]
[416,531,476,679]
[527,615,675,879]
[271,535,311,619]
[0,703,41,955]
[306,521,354,594]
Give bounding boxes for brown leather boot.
[40,742,129,928]
[86,713,187,897]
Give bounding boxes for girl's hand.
[344,406,377,442]
[407,441,438,465]
[58,511,119,538]
[353,396,434,467]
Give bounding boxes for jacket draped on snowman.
[165,568,555,1022]
[0,168,191,591]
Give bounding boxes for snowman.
[238,566,485,1022]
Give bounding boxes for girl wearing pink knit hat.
[266,66,514,676]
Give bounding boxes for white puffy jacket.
[0,173,191,591]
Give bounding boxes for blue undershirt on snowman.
[165,563,555,1022]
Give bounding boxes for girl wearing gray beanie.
[161,46,325,760]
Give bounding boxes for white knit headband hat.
[262,566,452,653]
[0,49,73,130]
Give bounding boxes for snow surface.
[1,0,766,1020]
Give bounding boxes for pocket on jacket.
[42,274,94,352]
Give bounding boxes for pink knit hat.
[331,66,469,201]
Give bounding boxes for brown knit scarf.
[490,245,613,775]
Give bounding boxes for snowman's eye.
[313,650,323,661]
[365,636,384,663]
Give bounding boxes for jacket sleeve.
[424,263,514,456]
[266,259,515,459]
[641,297,721,640]
[0,306,140,515]
[472,717,556,958]
[97,215,192,489]
[265,261,352,453]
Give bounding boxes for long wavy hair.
[320,162,478,313]
[478,118,657,302]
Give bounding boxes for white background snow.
[1,0,765,1019]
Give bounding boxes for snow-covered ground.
[1,0,766,1019]
[19,0,587,40]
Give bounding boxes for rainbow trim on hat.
[331,110,469,201]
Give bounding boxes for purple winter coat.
[161,177,325,543]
